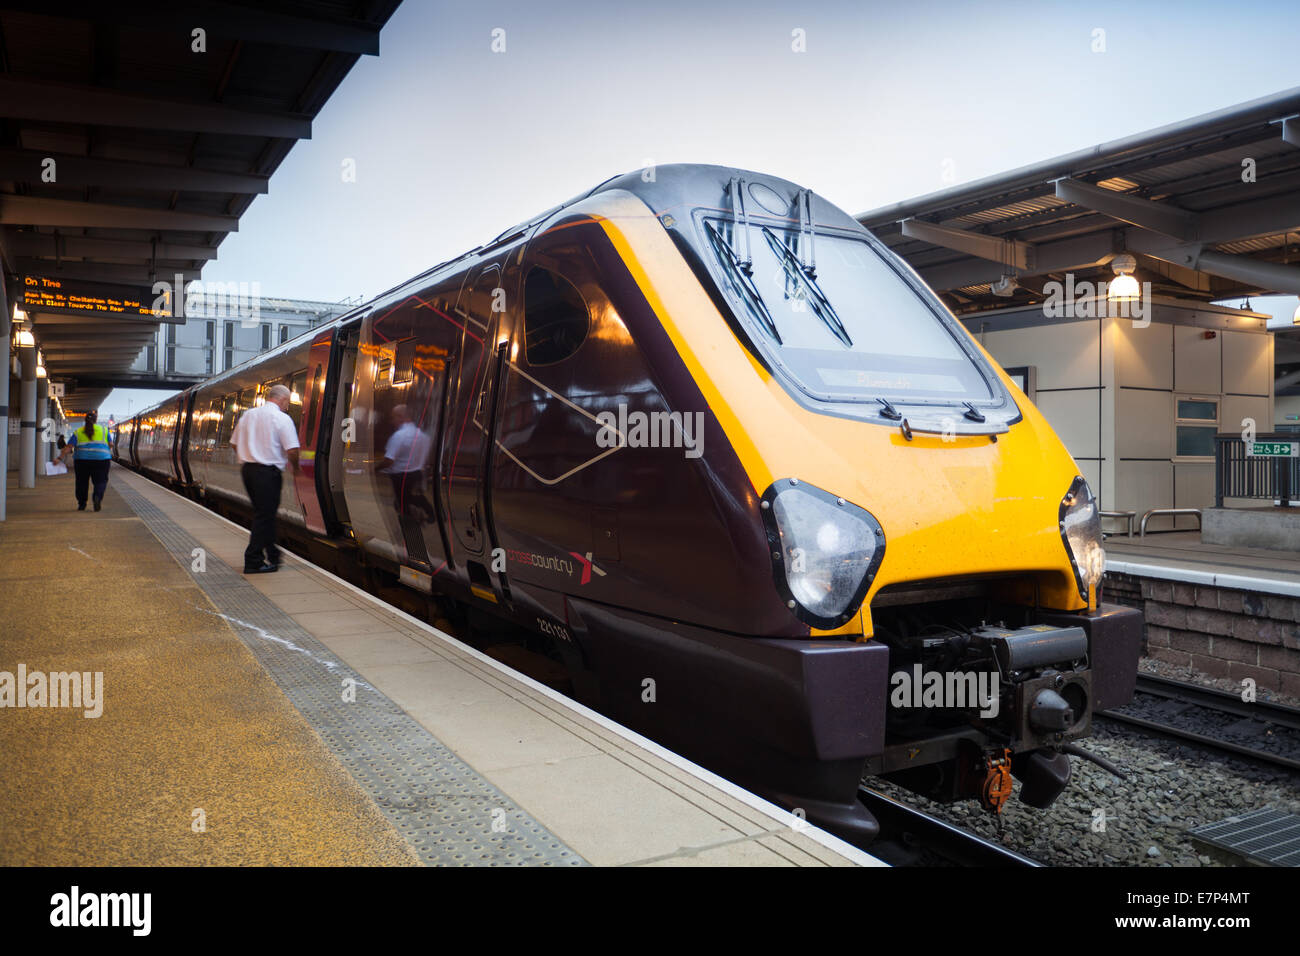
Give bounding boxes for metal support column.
[18,336,35,488]
[36,377,48,471]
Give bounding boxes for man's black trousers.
[241,462,283,569]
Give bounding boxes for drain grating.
[116,481,585,866]
[1187,807,1300,867]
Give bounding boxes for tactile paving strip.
[1187,807,1300,867]
[116,482,585,866]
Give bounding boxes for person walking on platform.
[68,410,112,511]
[230,384,300,574]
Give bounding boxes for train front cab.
[450,174,1145,843]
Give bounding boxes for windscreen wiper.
[876,398,903,420]
[797,188,817,278]
[761,226,852,347]
[705,220,782,344]
[727,177,754,273]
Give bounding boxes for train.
[114,164,1141,844]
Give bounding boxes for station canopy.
[0,0,402,414]
[857,86,1300,317]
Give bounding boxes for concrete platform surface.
[0,465,878,867]
[1106,529,1300,597]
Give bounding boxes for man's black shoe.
[77,503,86,511]
[243,562,278,574]
[93,497,102,512]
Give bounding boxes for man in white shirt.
[230,383,301,573]
[375,404,436,522]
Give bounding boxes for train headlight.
[1060,476,1104,604]
[761,479,886,628]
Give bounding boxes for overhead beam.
[1,196,237,232]
[7,0,382,56]
[8,233,217,262]
[918,231,1117,291]
[1285,117,1300,149]
[1054,178,1199,241]
[63,374,204,390]
[899,219,1035,271]
[1,149,269,195]
[1197,191,1300,245]
[1131,240,1300,295]
[0,76,311,140]
[16,259,202,286]
[25,316,169,330]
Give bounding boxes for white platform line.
[1106,558,1300,597]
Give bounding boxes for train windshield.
[703,218,995,406]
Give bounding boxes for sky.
[103,0,1300,418]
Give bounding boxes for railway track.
[857,788,1042,867]
[1098,673,1300,773]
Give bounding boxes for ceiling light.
[990,275,1019,297]
[1107,253,1140,303]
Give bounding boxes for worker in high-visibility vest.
[69,410,112,512]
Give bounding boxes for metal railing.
[1215,433,1300,507]
[1140,508,1201,537]
[1099,510,1136,537]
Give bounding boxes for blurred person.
[230,384,300,573]
[375,404,436,522]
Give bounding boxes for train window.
[238,386,257,411]
[523,266,589,366]
[288,370,307,430]
[217,394,238,445]
[393,339,415,385]
[304,365,324,440]
[703,218,998,406]
[199,400,218,449]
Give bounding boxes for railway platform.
[1106,532,1300,597]
[0,465,877,867]
[1103,533,1300,699]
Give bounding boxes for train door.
[326,320,361,533]
[294,331,333,535]
[177,390,196,485]
[442,264,504,560]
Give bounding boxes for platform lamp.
[1107,253,1141,303]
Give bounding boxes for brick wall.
[1104,571,1300,695]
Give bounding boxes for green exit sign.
[1248,441,1299,457]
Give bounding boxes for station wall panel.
[1115,459,1174,528]
[1174,461,1215,527]
[1222,394,1270,439]
[1113,320,1172,390]
[1034,388,1100,459]
[1115,387,1174,460]
[1222,330,1271,397]
[1173,325,1222,393]
[981,319,1100,391]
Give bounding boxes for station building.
[857,88,1300,532]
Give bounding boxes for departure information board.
[22,274,171,318]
